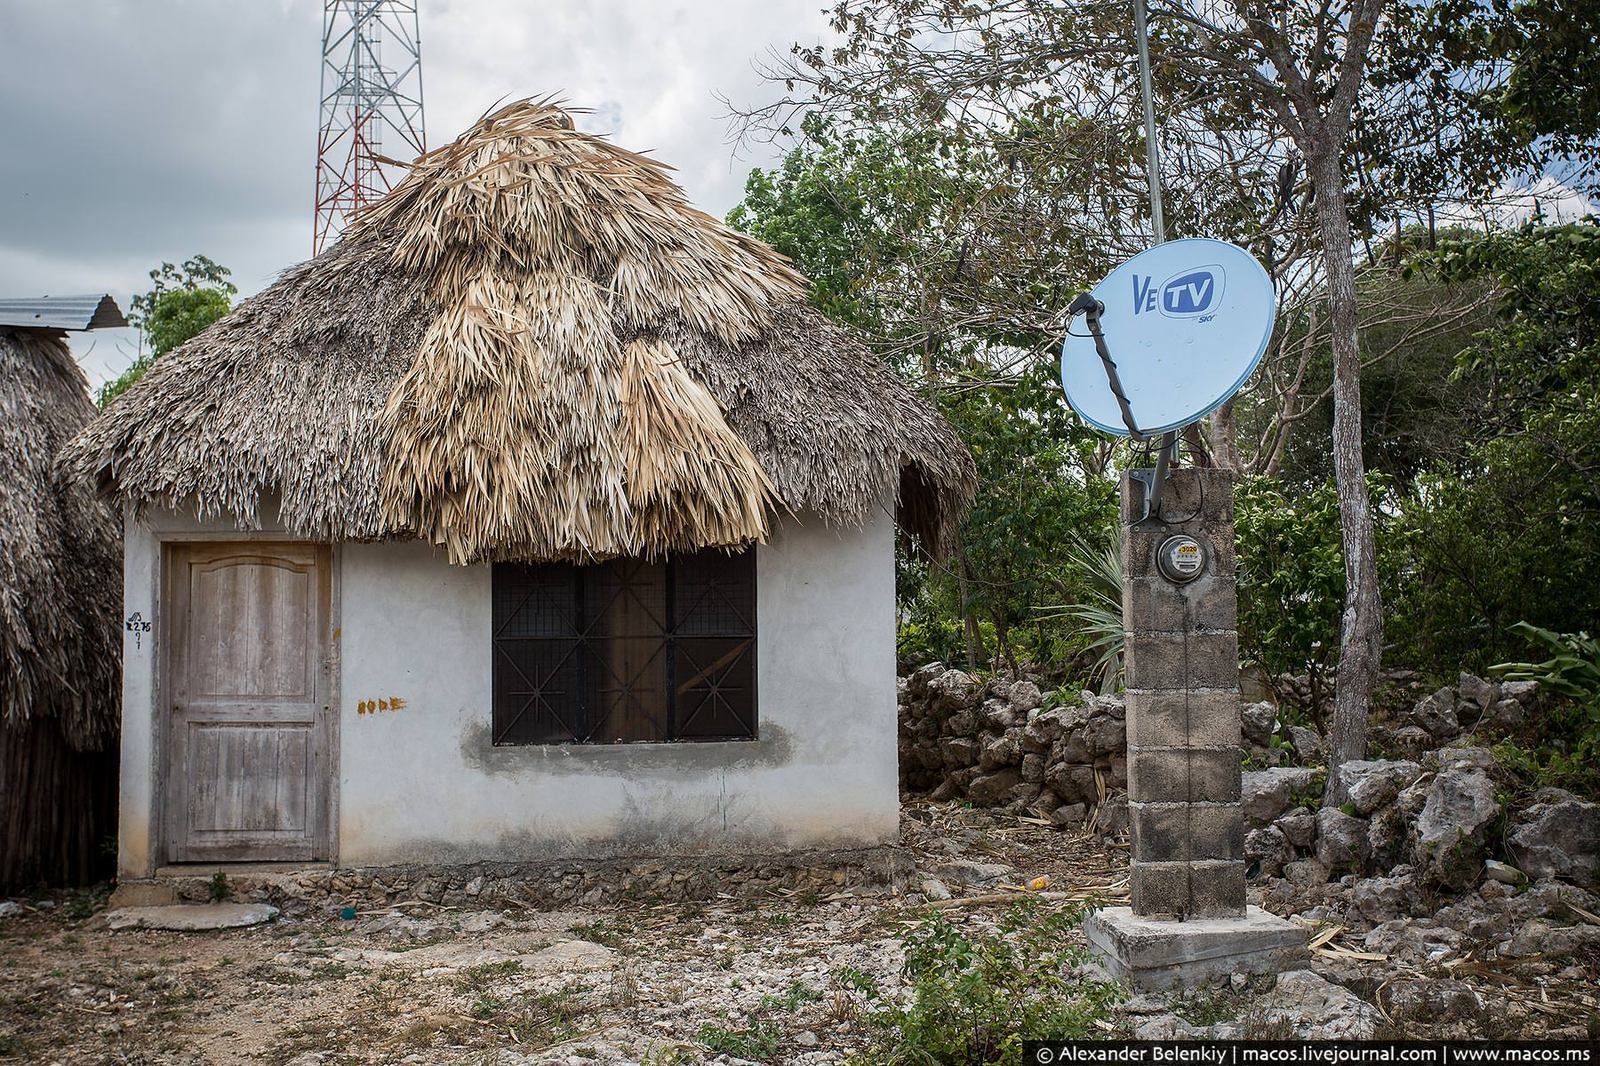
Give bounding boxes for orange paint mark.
[390,696,407,710]
[356,697,406,717]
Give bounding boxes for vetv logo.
[1132,264,1226,319]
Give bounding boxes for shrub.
[847,903,1122,1064]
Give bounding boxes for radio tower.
[314,1,426,253]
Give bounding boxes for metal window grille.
[491,549,757,745]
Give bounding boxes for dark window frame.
[491,549,757,745]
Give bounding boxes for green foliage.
[1490,624,1600,780]
[938,364,1118,667]
[1035,535,1124,694]
[731,128,1117,674]
[1492,623,1600,703]
[1384,223,1600,672]
[1491,739,1600,798]
[144,286,232,360]
[100,255,235,407]
[896,616,996,668]
[208,872,231,903]
[846,903,1122,1065]
[1417,0,1600,189]
[696,1018,781,1062]
[1234,477,1399,697]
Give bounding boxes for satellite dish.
[1061,238,1275,437]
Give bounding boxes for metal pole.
[1133,0,1165,244]
[1133,0,1182,513]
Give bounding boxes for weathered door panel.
[164,544,331,863]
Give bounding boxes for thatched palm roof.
[1,328,121,749]
[64,101,974,564]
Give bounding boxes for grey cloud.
[0,0,827,387]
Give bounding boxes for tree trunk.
[956,542,981,671]
[1207,398,1242,471]
[1307,141,1384,805]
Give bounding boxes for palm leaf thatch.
[63,100,974,563]
[1,327,121,888]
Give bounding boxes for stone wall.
[897,662,1128,833]
[900,665,1600,902]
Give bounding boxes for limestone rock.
[1276,808,1318,849]
[1284,859,1331,888]
[1367,806,1409,869]
[1020,752,1046,784]
[1285,725,1323,764]
[927,669,980,714]
[1047,762,1099,805]
[106,903,279,931]
[1315,808,1370,872]
[1413,767,1500,890]
[978,733,1020,770]
[1338,759,1423,815]
[1504,917,1600,959]
[1380,979,1483,1025]
[1351,874,1417,925]
[1008,680,1044,712]
[1499,679,1540,706]
[1246,825,1294,878]
[981,699,1020,732]
[1456,673,1500,713]
[932,859,1012,886]
[1082,713,1126,757]
[1242,701,1279,746]
[1507,789,1600,888]
[939,736,980,767]
[906,661,947,698]
[1242,767,1321,825]
[1424,745,1495,772]
[1257,970,1381,1039]
[966,768,1023,806]
[1485,699,1526,729]
[1410,687,1460,740]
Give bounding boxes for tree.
[731,0,1543,800]
[99,256,235,406]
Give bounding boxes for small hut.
[1,295,125,890]
[65,102,973,877]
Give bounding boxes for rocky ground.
[3,803,1598,1066]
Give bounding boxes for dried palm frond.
[62,99,975,561]
[1,328,120,748]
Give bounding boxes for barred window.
[491,549,757,744]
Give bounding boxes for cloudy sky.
[0,0,829,389]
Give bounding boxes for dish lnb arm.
[1068,292,1144,441]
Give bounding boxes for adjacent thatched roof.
[63,100,974,564]
[1,328,121,750]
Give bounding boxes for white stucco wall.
[117,505,898,875]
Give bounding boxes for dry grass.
[63,99,974,563]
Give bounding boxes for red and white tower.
[314,1,426,254]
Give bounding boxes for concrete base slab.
[109,881,180,909]
[106,903,279,932]
[1083,905,1307,991]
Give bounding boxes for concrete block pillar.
[1084,466,1306,989]
[1121,468,1245,919]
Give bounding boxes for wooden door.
[164,544,332,863]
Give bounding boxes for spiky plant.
[1037,536,1124,694]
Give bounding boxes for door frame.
[154,535,341,867]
